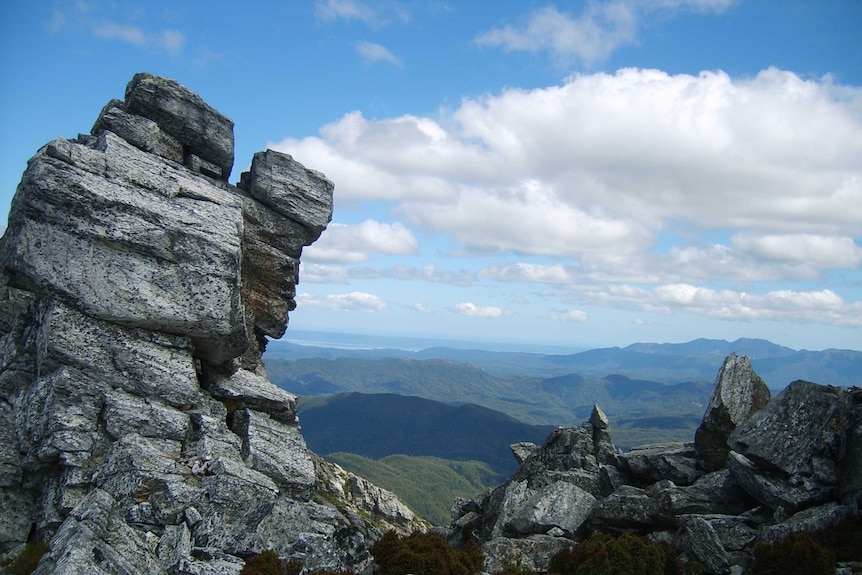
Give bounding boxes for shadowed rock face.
[694,353,772,472]
[0,73,426,574]
[450,355,860,575]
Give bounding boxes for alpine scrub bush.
[240,552,357,575]
[370,530,484,575]
[1,540,50,575]
[494,562,538,575]
[810,515,862,562]
[241,550,283,575]
[748,531,835,575]
[548,532,683,575]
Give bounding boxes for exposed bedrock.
[0,73,426,575]
[450,353,860,574]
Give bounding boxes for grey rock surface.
[241,149,334,239]
[695,353,771,471]
[123,72,235,180]
[729,380,851,478]
[449,356,860,575]
[622,442,703,486]
[481,535,576,574]
[0,73,425,574]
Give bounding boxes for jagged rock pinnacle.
[694,353,771,471]
[0,73,425,574]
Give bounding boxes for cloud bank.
[475,0,737,66]
[275,66,861,328]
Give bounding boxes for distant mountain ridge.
[267,336,861,388]
[622,337,799,357]
[298,392,556,476]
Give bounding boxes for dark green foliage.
[749,532,835,575]
[282,559,303,575]
[241,550,282,575]
[494,562,538,575]
[370,530,483,575]
[548,533,682,575]
[1,540,50,575]
[810,515,862,561]
[656,541,685,575]
[241,553,356,575]
[326,452,500,526]
[300,392,555,473]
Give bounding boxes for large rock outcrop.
[0,73,427,574]
[449,354,860,574]
[694,353,771,472]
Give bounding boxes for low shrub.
[241,550,283,575]
[748,531,835,575]
[548,532,683,575]
[241,552,357,575]
[810,515,862,562]
[370,530,484,575]
[2,540,50,575]
[494,562,538,575]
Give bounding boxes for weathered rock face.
[728,380,855,515]
[695,353,771,472]
[0,73,426,574]
[449,355,860,575]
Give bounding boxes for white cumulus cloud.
[553,309,589,322]
[580,283,862,326]
[304,220,419,264]
[481,263,576,285]
[454,302,504,318]
[732,233,862,268]
[274,67,862,286]
[356,41,402,66]
[93,22,185,55]
[296,291,387,313]
[474,1,736,66]
[313,0,410,28]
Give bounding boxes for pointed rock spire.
[694,353,771,471]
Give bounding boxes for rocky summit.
[448,353,861,574]
[0,73,426,574]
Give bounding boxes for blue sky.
[1,1,861,352]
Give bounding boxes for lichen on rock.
[449,356,860,575]
[0,73,425,575]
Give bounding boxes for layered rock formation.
[450,354,861,574]
[0,73,426,574]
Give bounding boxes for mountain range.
[267,336,861,387]
[267,336,859,526]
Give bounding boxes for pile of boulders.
[449,354,861,574]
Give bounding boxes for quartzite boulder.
[450,356,860,575]
[727,380,855,515]
[695,353,771,471]
[0,74,426,574]
[123,72,235,179]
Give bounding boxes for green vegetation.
[0,540,50,575]
[301,392,554,476]
[611,422,699,451]
[493,562,536,575]
[746,515,862,574]
[749,532,835,575]
[241,550,282,575]
[241,552,355,575]
[274,356,712,427]
[326,452,499,526]
[547,533,683,575]
[370,530,483,575]
[810,515,862,562]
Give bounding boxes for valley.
[266,335,862,526]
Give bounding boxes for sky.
[1,1,861,352]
